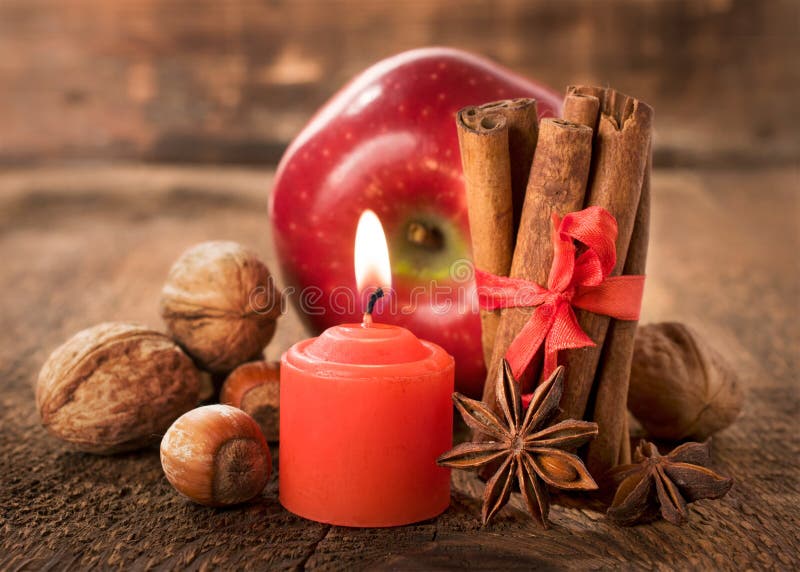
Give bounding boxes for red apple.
[270,47,562,397]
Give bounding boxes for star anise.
[437,361,599,527]
[607,439,733,526]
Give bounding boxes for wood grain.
[0,0,797,168]
[0,165,797,569]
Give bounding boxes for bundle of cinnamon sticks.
[458,86,653,480]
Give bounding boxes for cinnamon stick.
[456,106,514,367]
[563,93,600,130]
[558,86,653,423]
[516,91,600,386]
[618,415,631,465]
[585,146,651,477]
[479,118,593,424]
[478,99,539,235]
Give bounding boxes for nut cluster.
[36,241,282,507]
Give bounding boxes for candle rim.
[283,334,454,379]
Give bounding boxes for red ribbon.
[476,206,645,383]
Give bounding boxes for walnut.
[629,322,744,441]
[36,322,201,454]
[159,241,280,374]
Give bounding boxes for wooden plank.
[0,164,797,568]
[0,0,797,167]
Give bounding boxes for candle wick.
[363,287,384,327]
[366,287,384,314]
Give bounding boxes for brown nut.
[36,322,201,454]
[160,404,272,506]
[220,361,280,441]
[160,241,280,374]
[629,322,744,441]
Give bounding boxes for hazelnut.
[36,322,201,454]
[160,404,272,506]
[220,361,280,441]
[629,322,744,441]
[160,241,280,374]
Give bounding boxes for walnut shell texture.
[160,241,280,373]
[36,322,201,454]
[629,322,744,441]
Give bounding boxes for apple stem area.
[406,221,444,251]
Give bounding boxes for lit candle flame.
[354,209,392,296]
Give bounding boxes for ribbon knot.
[556,290,574,304]
[475,206,645,383]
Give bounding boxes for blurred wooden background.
[1,0,797,169]
[2,2,799,568]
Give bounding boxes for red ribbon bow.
[476,206,645,382]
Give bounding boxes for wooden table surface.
[0,164,797,570]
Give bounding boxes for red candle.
[279,210,455,527]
